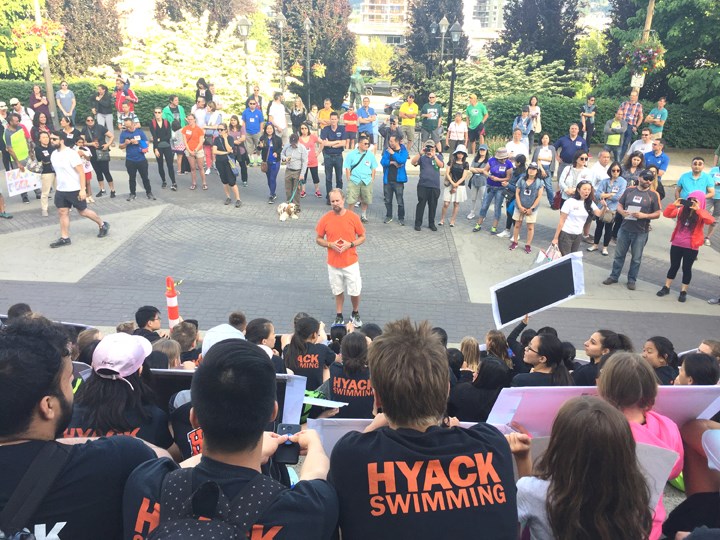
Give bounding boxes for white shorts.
[328,262,362,296]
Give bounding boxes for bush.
[0,79,195,127]
[480,94,720,149]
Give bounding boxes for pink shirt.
[629,410,683,540]
[299,134,319,168]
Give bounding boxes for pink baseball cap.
[92,333,152,389]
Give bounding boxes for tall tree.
[390,0,469,94]
[488,0,580,70]
[603,0,642,73]
[46,0,120,77]
[273,0,356,108]
[156,0,256,31]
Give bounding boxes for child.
[598,352,684,540]
[170,119,187,175]
[76,136,95,203]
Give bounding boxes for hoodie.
[663,190,715,250]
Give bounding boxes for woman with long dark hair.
[466,144,489,220]
[328,332,373,419]
[656,191,714,302]
[31,111,51,143]
[642,336,679,385]
[227,114,249,187]
[258,123,282,203]
[195,77,212,104]
[439,145,470,226]
[587,161,626,255]
[512,334,573,387]
[558,149,593,202]
[447,357,508,422]
[283,317,335,391]
[81,114,115,197]
[517,396,652,540]
[527,96,541,152]
[29,84,52,128]
[212,122,241,207]
[552,180,606,256]
[621,150,645,186]
[573,329,633,385]
[298,122,322,198]
[531,132,556,207]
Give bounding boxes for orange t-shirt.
[316,210,365,269]
[182,125,204,150]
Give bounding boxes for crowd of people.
[0,304,719,539]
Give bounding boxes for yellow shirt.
[398,102,419,127]
[318,108,333,127]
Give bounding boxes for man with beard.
[0,316,162,539]
[316,189,366,327]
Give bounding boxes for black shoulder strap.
[158,467,195,522]
[350,151,368,172]
[226,473,286,536]
[0,442,71,534]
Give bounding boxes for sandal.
[202,184,208,190]
[190,184,197,190]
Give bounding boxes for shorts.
[709,198,720,219]
[185,149,204,160]
[346,181,373,205]
[345,131,358,141]
[650,132,663,140]
[328,262,362,296]
[513,208,538,223]
[54,190,87,211]
[468,125,482,142]
[85,171,92,181]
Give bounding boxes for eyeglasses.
[218,128,225,131]
[248,102,256,105]
[86,119,93,123]
[154,111,162,114]
[692,161,704,166]
[642,133,650,137]
[525,345,539,354]
[429,95,436,98]
[610,168,621,172]
[578,157,588,161]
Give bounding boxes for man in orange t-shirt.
[316,188,366,327]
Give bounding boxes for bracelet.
[350,242,355,248]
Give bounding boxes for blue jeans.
[478,186,504,223]
[609,228,649,283]
[540,165,554,205]
[383,180,405,220]
[266,161,280,196]
[323,153,343,198]
[620,125,636,158]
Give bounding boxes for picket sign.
[5,168,41,197]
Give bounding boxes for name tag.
[611,186,619,192]
[498,167,506,173]
[134,135,141,141]
[524,188,531,196]
[249,118,255,122]
[575,141,582,146]
[633,195,642,203]
[42,150,49,156]
[364,160,370,166]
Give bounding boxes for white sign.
[5,168,41,197]
[631,73,646,88]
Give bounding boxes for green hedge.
[480,94,720,149]
[0,79,195,127]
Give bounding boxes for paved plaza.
[1,153,719,351]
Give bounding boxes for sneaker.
[271,194,277,202]
[524,245,532,254]
[602,277,618,285]
[242,181,248,187]
[127,193,136,201]
[224,197,231,205]
[399,219,405,226]
[35,192,41,199]
[466,212,475,220]
[509,241,518,251]
[86,196,95,203]
[50,237,71,248]
[268,196,275,204]
[383,217,393,224]
[171,184,178,191]
[205,167,211,175]
[354,202,360,208]
[490,226,498,234]
[627,282,636,291]
[41,209,48,217]
[334,315,344,325]
[350,313,363,328]
[707,298,720,305]
[161,182,167,189]
[300,190,306,198]
[0,212,14,219]
[583,235,593,244]
[315,190,322,198]
[496,229,511,238]
[360,216,369,223]
[97,222,110,238]
[601,248,609,256]
[704,237,711,246]
[472,224,482,232]
[147,193,156,200]
[414,225,422,231]
[656,286,670,297]
[22,195,30,204]
[678,291,687,303]
[235,200,242,208]
[96,190,105,197]
[326,200,331,206]
[110,191,116,198]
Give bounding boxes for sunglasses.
[86,119,94,123]
[218,128,225,131]
[692,162,704,166]
[610,168,621,172]
[578,157,588,161]
[154,111,162,114]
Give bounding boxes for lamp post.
[446,21,462,127]
[238,16,252,100]
[33,0,58,123]
[304,17,311,107]
[438,16,449,64]
[276,11,287,93]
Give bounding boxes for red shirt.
[115,88,138,113]
[343,111,358,133]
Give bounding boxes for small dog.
[277,202,299,221]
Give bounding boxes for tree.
[46,0,120,77]
[273,0,356,108]
[488,0,581,70]
[390,0,469,94]
[356,38,393,80]
[0,0,65,80]
[156,0,256,32]
[603,0,641,73]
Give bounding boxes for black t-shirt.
[655,365,679,385]
[0,438,155,540]
[35,144,55,174]
[64,404,174,449]
[122,456,338,540]
[572,362,599,386]
[511,372,555,387]
[328,362,374,419]
[282,342,336,391]
[450,161,469,184]
[329,423,517,539]
[387,162,398,183]
[61,128,81,147]
[446,382,500,423]
[133,327,162,343]
[213,135,234,163]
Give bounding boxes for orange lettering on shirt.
[297,354,319,369]
[473,452,501,484]
[448,455,478,487]
[422,460,452,491]
[420,490,446,512]
[369,495,386,516]
[134,497,160,536]
[395,461,423,492]
[367,461,396,495]
[250,524,283,539]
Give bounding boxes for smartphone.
[680,199,692,208]
[274,423,301,464]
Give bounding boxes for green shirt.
[420,103,443,131]
[466,102,488,130]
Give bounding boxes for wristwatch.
[350,242,355,248]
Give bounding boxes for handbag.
[228,155,240,177]
[535,244,562,265]
[96,149,111,161]
[260,161,268,173]
[26,155,43,174]
[552,190,563,210]
[203,134,214,146]
[600,207,616,224]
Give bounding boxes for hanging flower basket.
[623,37,665,75]
[311,62,326,78]
[290,61,303,77]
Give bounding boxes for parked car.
[384,98,403,116]
[364,80,400,97]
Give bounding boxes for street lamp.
[446,21,462,126]
[276,11,287,93]
[438,16,449,63]
[304,17,311,107]
[238,15,252,99]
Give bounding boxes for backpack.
[147,468,286,539]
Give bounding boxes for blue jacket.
[380,144,408,184]
[512,116,532,138]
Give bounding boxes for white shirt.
[561,197,599,234]
[627,139,652,157]
[447,121,467,141]
[506,140,529,159]
[269,101,287,131]
[51,146,83,192]
[559,167,594,199]
[589,161,610,188]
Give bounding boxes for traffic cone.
[165,276,181,329]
